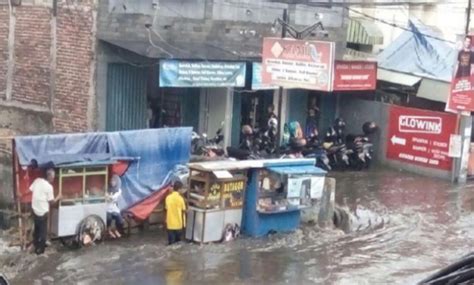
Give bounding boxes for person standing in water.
[30,168,62,255]
[107,175,124,238]
[165,181,187,245]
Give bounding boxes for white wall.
[199,88,232,146]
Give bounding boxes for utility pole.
[276,8,288,146]
[456,0,473,183]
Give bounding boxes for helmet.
[241,125,253,135]
[334,118,346,129]
[268,118,278,128]
[362,121,377,135]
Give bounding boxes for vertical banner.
[446,36,474,113]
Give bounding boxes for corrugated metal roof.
[377,20,456,82]
[347,18,384,45]
[267,165,326,175]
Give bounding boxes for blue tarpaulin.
[377,20,457,82]
[107,128,191,208]
[15,128,192,209]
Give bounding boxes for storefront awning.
[347,18,384,46]
[416,78,450,103]
[268,165,327,175]
[377,68,421,86]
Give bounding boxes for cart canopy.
[14,128,192,209]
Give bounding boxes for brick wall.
[0,7,8,99]
[12,6,51,106]
[54,2,96,132]
[0,1,97,206]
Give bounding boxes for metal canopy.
[377,68,421,86]
[347,18,384,45]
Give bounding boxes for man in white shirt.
[30,168,61,255]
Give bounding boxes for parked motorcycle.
[346,122,377,170]
[303,133,331,171]
[191,122,226,158]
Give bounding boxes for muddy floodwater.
[3,168,474,284]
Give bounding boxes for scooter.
[346,122,377,170]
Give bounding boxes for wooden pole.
[12,139,25,250]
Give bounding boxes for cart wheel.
[60,237,80,249]
[77,215,106,247]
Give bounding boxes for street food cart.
[185,159,326,241]
[50,161,113,247]
[185,163,247,243]
[242,160,326,237]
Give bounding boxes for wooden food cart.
[185,163,247,243]
[50,161,116,247]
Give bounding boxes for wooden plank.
[11,139,25,250]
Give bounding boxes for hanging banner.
[333,61,377,91]
[159,60,246,87]
[261,38,335,91]
[446,36,474,113]
[251,62,278,90]
[386,105,458,171]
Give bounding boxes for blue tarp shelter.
[14,128,192,209]
[377,20,457,82]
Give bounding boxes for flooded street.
[4,168,474,284]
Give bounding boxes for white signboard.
[449,134,462,158]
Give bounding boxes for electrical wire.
[147,28,174,58]
[346,7,456,43]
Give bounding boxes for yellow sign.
[208,183,221,201]
[222,180,245,208]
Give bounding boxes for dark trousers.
[107,212,124,233]
[167,229,183,245]
[33,213,48,255]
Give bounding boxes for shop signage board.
[446,35,474,113]
[261,38,335,91]
[449,134,462,158]
[386,105,458,171]
[333,60,377,91]
[159,60,246,87]
[251,62,278,90]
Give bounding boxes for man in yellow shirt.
[165,181,186,245]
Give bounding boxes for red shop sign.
[333,60,377,91]
[261,38,335,91]
[386,105,458,171]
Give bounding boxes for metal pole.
[467,0,472,34]
[277,9,288,146]
[456,0,473,183]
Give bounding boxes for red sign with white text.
[446,35,474,113]
[333,61,377,91]
[386,105,458,171]
[261,38,335,91]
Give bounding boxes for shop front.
[158,60,246,146]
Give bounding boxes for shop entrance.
[148,88,200,131]
[240,90,275,132]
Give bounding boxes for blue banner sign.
[159,60,246,87]
[252,62,278,90]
